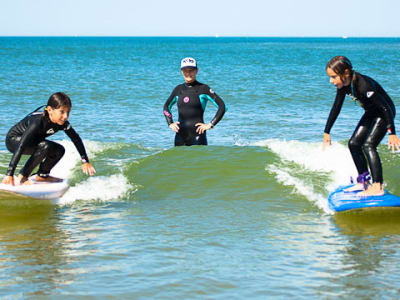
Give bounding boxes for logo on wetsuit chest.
[46,128,55,134]
[183,96,190,103]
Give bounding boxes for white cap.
[180,57,197,69]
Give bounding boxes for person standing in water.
[163,57,226,146]
[2,92,95,186]
[322,56,400,196]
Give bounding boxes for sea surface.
[1,37,400,299]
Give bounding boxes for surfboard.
[0,177,69,200]
[328,184,400,212]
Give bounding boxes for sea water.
[1,37,400,299]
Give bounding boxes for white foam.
[50,139,105,179]
[255,139,358,214]
[48,140,135,205]
[59,174,134,205]
[267,164,332,214]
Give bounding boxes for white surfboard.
[0,177,69,200]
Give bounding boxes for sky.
[0,0,399,37]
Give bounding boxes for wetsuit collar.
[43,111,59,127]
[185,80,198,87]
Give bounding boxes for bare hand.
[388,134,400,153]
[2,175,14,186]
[82,163,96,176]
[169,122,180,133]
[195,123,212,134]
[322,133,331,151]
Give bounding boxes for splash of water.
[50,140,134,204]
[255,139,357,214]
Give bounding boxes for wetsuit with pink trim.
[163,81,226,146]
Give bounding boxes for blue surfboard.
[328,184,400,212]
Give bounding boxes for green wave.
[123,145,310,206]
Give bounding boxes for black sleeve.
[6,118,41,176]
[63,122,90,163]
[205,86,226,127]
[369,93,396,134]
[163,87,178,125]
[324,89,346,134]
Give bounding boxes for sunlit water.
[1,37,400,299]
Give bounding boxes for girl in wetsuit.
[163,57,226,146]
[2,92,96,186]
[322,56,400,196]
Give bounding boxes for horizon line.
[0,35,399,39]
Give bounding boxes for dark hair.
[326,56,354,80]
[47,92,72,109]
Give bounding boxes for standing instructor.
[163,57,226,146]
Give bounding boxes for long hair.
[326,56,354,81]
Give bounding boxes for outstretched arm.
[324,89,346,135]
[64,123,95,176]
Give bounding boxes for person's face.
[181,67,198,83]
[326,67,350,89]
[47,105,70,125]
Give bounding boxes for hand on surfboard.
[322,133,331,151]
[2,175,15,186]
[82,162,96,176]
[388,134,400,153]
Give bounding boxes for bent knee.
[348,138,362,150]
[39,141,65,157]
[37,141,51,153]
[52,143,65,157]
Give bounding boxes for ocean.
[1,37,400,299]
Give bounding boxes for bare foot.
[17,175,33,185]
[357,183,384,197]
[344,183,365,192]
[35,175,63,183]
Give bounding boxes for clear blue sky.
[1,0,399,37]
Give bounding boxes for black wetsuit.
[5,109,89,178]
[324,72,396,183]
[163,81,226,146]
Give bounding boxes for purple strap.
[357,171,371,190]
[350,171,371,190]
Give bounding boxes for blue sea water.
[1,37,400,299]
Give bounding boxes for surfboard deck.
[328,184,400,212]
[0,177,69,200]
